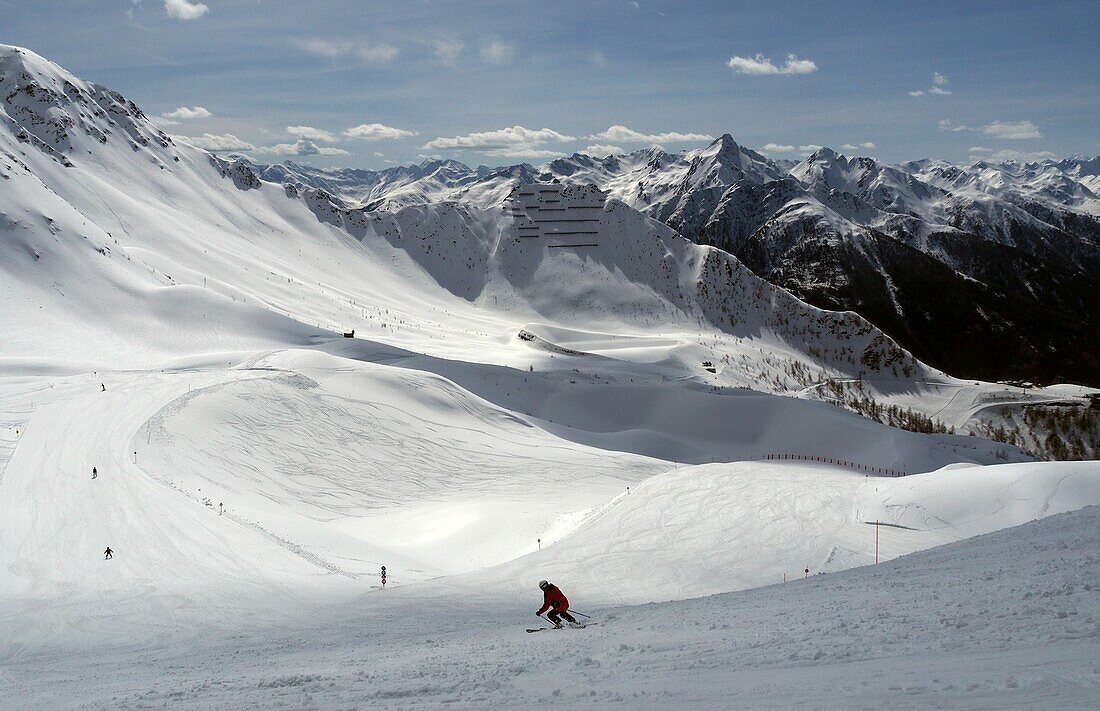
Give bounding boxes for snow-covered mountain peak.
[789,147,945,219]
[805,145,841,163]
[412,157,473,179]
[0,43,172,165]
[790,147,880,192]
[688,133,781,187]
[792,147,882,185]
[703,133,744,163]
[1053,156,1100,195]
[1056,155,1100,175]
[544,152,614,176]
[0,44,71,86]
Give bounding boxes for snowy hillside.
[258,135,1100,389]
[254,162,1100,459]
[6,465,1100,707]
[2,43,1099,709]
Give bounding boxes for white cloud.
[584,144,624,155]
[422,126,576,151]
[434,39,464,66]
[355,43,400,64]
[296,38,399,64]
[373,151,386,158]
[481,40,514,65]
[969,147,1057,162]
[482,147,566,159]
[910,72,951,96]
[841,141,876,151]
[161,106,212,121]
[727,53,817,76]
[941,119,1041,140]
[587,125,713,143]
[164,0,208,20]
[256,139,350,157]
[287,125,338,143]
[982,120,1041,140]
[344,123,419,141]
[175,133,253,151]
[752,139,836,155]
[417,154,443,162]
[938,119,971,132]
[756,142,827,155]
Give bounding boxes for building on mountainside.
[506,183,607,245]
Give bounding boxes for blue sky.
[5,0,1098,168]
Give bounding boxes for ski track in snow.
[139,379,362,581]
[4,358,1098,709]
[4,505,1100,709]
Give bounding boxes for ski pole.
[570,610,592,619]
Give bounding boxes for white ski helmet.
[538,579,550,589]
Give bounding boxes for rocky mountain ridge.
[251,137,1100,385]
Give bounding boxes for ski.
[526,623,596,633]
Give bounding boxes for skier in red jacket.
[537,580,578,627]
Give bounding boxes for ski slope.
[2,345,1097,645]
[5,493,1099,708]
[2,44,1100,709]
[3,347,1099,708]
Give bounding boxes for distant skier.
[537,580,578,628]
[101,383,106,392]
[92,466,97,479]
[104,547,113,560]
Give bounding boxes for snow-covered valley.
[2,43,1099,708]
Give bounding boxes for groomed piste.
[1,44,1099,708]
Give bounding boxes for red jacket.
[538,584,569,614]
